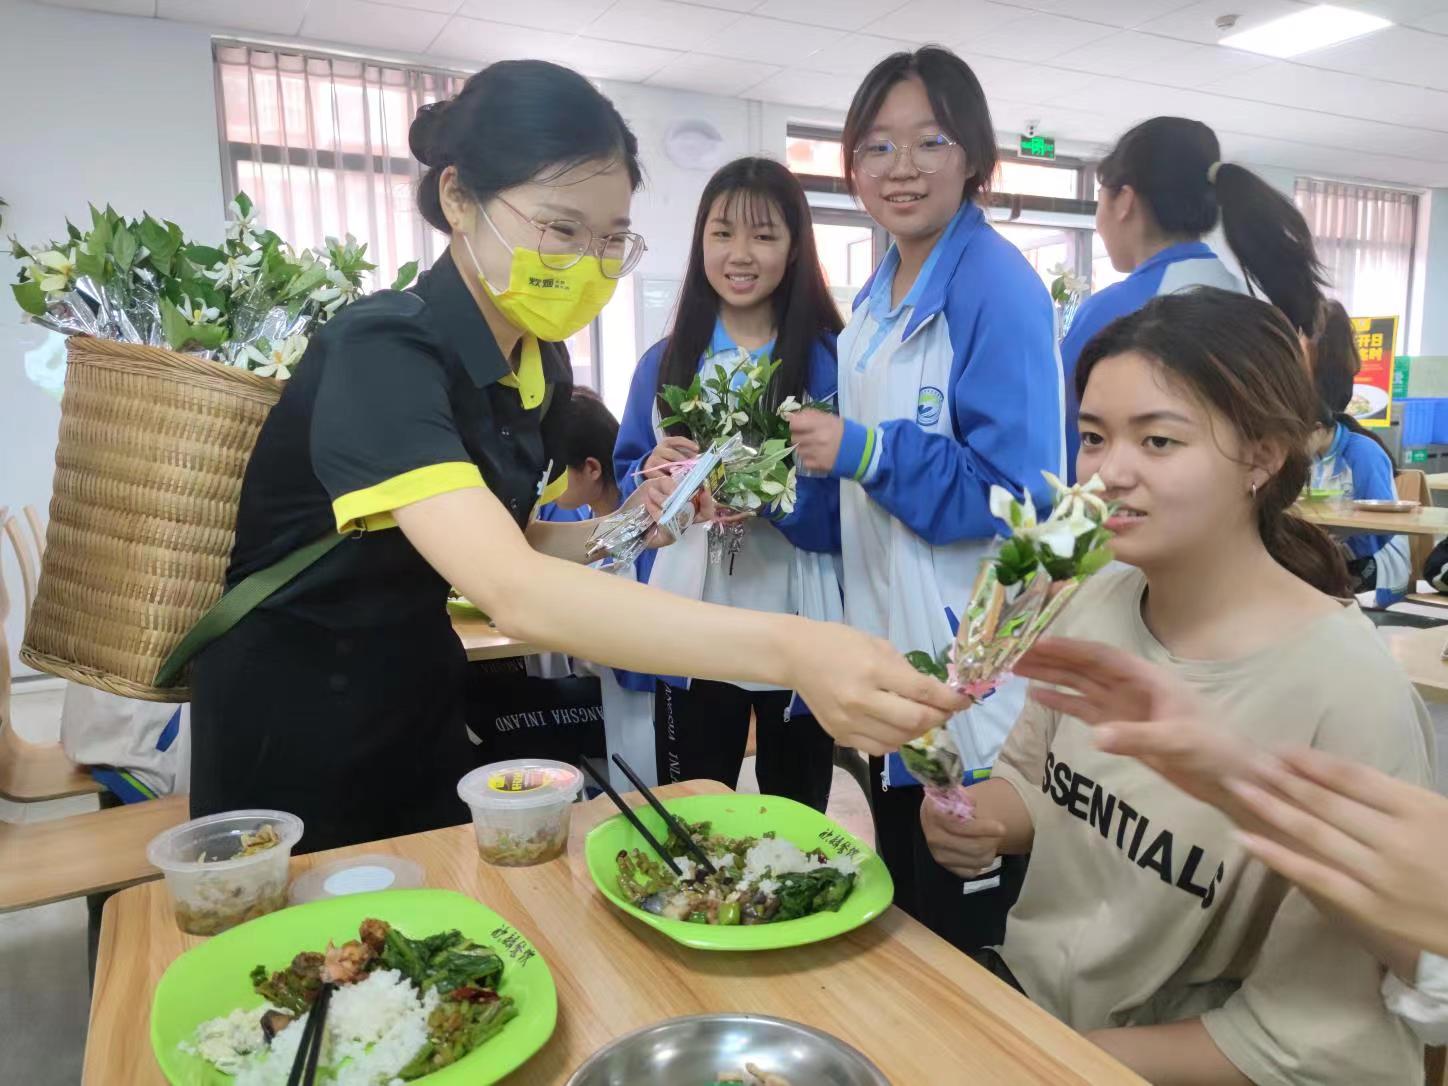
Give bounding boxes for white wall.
[0,2,225,677]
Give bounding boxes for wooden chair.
[23,505,46,561]
[2,512,36,619]
[0,792,186,912]
[1398,470,1434,588]
[0,511,101,803]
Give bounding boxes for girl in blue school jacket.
[1061,115,1330,477]
[788,47,1062,946]
[614,157,844,812]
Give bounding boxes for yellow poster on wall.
[1349,315,1399,428]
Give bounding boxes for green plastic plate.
[446,597,489,620]
[585,793,893,951]
[150,888,556,1084]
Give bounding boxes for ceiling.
[33,0,1448,185]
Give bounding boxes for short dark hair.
[558,391,619,486]
[1097,117,1326,333]
[410,60,642,233]
[842,47,997,205]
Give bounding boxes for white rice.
[189,969,439,1086]
[739,837,858,886]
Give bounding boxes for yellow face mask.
[462,213,617,342]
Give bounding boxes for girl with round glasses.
[788,46,1064,947]
[188,61,965,852]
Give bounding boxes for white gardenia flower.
[776,396,803,419]
[32,247,78,293]
[203,249,264,291]
[680,396,707,414]
[777,466,797,514]
[179,293,220,325]
[244,334,307,380]
[224,200,260,245]
[989,485,1037,529]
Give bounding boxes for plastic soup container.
[147,809,303,935]
[457,760,584,867]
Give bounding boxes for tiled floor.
[0,681,875,1085]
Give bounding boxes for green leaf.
[1076,543,1114,578]
[88,205,113,249]
[65,220,83,243]
[12,280,47,316]
[111,226,138,272]
[184,243,226,269]
[905,650,949,682]
[234,191,254,218]
[391,260,419,291]
[159,297,228,352]
[284,262,329,299]
[74,243,107,284]
[9,238,31,261]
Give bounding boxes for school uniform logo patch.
[917,386,945,426]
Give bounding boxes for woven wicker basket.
[19,337,282,702]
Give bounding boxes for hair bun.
[409,98,453,168]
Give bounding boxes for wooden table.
[87,781,1144,1086]
[452,614,540,662]
[1387,623,1448,702]
[1427,473,1448,495]
[1295,502,1448,536]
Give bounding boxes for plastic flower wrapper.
[586,435,745,573]
[901,472,1115,817]
[657,346,801,567]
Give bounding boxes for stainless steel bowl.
[565,1013,890,1085]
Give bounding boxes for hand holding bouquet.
[901,472,1115,818]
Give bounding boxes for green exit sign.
[1019,135,1055,160]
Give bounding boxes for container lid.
[288,854,425,904]
[457,759,584,811]
[146,809,304,873]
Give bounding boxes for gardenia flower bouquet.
[10,193,415,379]
[901,472,1115,817]
[655,346,812,566]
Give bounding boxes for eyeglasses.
[852,133,959,179]
[493,195,647,279]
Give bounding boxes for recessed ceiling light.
[1218,4,1392,58]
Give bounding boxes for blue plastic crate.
[1433,400,1448,445]
[1398,398,1436,448]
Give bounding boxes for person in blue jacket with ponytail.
[614,157,845,810]
[790,48,1063,947]
[1061,115,1329,478]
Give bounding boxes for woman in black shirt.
[190,60,960,851]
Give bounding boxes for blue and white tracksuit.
[1061,241,1241,479]
[604,321,843,776]
[830,201,1064,791]
[1317,422,1411,602]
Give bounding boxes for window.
[1295,178,1418,324]
[214,41,600,389]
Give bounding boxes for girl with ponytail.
[1307,299,1410,599]
[921,287,1431,1085]
[1059,116,1328,478]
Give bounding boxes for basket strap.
[154,531,348,688]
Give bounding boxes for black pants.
[869,756,1025,952]
[654,680,835,811]
[191,610,476,854]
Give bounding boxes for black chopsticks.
[285,982,334,1086]
[611,754,717,877]
[581,759,684,878]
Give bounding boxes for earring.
[1250,481,1259,499]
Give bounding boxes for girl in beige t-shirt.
[923,287,1434,1085]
